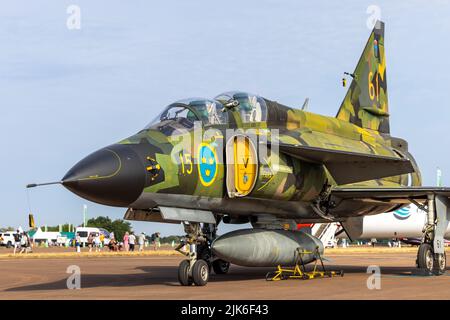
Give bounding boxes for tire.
[434,252,447,275]
[6,242,12,249]
[197,245,212,271]
[192,260,209,286]
[212,259,230,274]
[178,260,193,286]
[417,243,434,272]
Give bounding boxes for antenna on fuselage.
[342,72,356,87]
[301,98,309,111]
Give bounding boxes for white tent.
[32,227,60,242]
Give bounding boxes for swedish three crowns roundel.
[198,143,218,187]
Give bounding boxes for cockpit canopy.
[145,92,268,131]
[146,98,228,130]
[215,91,268,123]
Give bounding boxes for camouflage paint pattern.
[336,21,389,134]
[63,21,422,221]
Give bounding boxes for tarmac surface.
[0,249,449,299]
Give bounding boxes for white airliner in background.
[305,204,450,247]
[335,205,450,244]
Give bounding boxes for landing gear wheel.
[197,246,212,271]
[192,260,209,286]
[417,243,434,273]
[178,260,193,286]
[434,253,447,275]
[212,259,230,274]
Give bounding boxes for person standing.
[87,233,94,252]
[371,238,377,248]
[19,232,28,254]
[22,232,32,254]
[75,234,81,253]
[94,233,101,252]
[13,230,22,255]
[129,233,136,252]
[123,232,129,252]
[138,233,145,252]
[153,232,160,251]
[99,232,105,247]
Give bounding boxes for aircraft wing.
[331,187,450,243]
[331,187,450,203]
[278,143,414,185]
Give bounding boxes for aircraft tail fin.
[336,21,389,134]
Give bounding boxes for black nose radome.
[62,144,147,207]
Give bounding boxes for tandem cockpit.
[144,92,270,132]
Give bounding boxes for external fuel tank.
[211,228,324,267]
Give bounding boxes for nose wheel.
[191,260,210,286]
[178,260,193,286]
[178,259,210,286]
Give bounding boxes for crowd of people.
[109,231,161,252]
[1,228,163,254]
[73,231,162,253]
[73,232,105,253]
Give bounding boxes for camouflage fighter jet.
[29,21,449,286]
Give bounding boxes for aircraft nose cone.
[62,144,147,207]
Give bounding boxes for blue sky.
[1,1,450,235]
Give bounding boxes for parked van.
[75,227,110,245]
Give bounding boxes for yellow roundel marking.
[197,143,218,187]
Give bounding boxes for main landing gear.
[415,195,448,275]
[176,222,230,286]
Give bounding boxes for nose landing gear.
[175,221,229,286]
[175,222,209,286]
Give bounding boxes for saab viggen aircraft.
[29,21,449,286]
